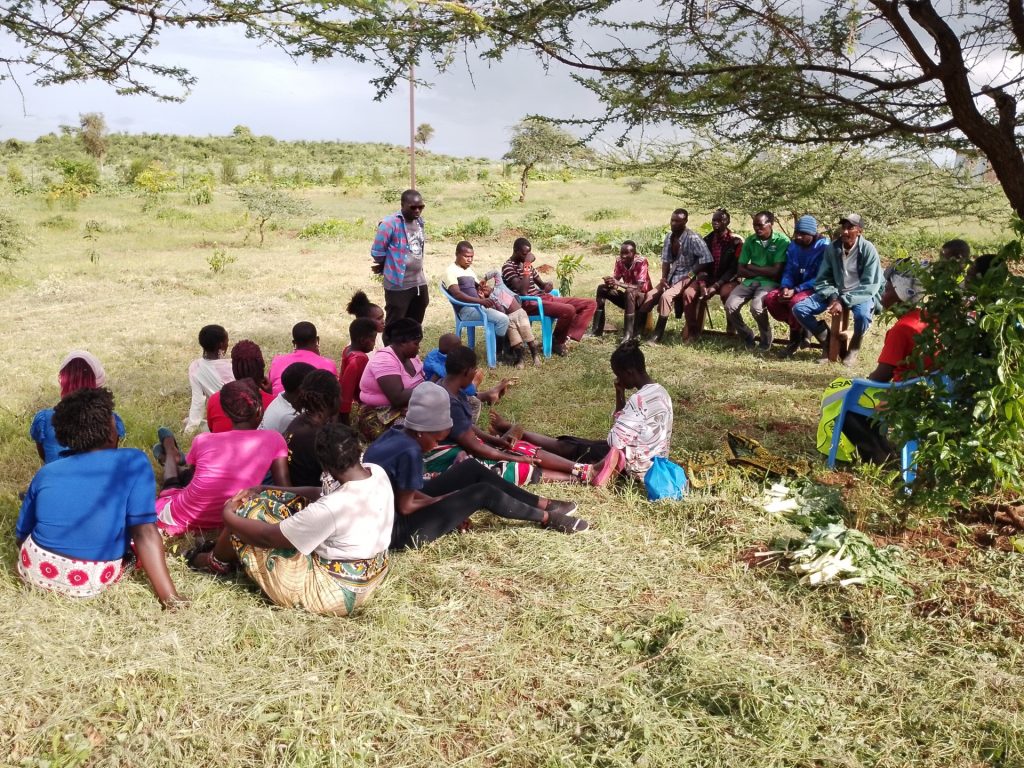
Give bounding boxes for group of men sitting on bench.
[591,207,920,367]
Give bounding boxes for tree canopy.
[503,118,581,202]
[4,1,1023,215]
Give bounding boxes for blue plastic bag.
[644,456,688,501]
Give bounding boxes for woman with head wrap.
[30,350,127,464]
[153,379,291,535]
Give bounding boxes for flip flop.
[152,427,187,467]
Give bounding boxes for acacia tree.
[414,123,434,148]
[503,119,581,202]
[78,112,108,170]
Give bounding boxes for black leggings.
[391,459,546,549]
[842,412,896,464]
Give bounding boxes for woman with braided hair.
[154,379,291,535]
[283,369,342,487]
[205,340,275,433]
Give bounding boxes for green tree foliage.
[503,119,582,203]
[46,158,100,209]
[414,123,435,148]
[78,113,108,170]
[619,141,1006,233]
[236,186,311,246]
[885,225,1024,508]
[134,161,178,205]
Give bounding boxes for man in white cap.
[793,213,884,366]
[764,215,829,357]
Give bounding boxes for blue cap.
[795,215,818,235]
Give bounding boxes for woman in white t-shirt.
[188,422,393,616]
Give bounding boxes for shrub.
[134,161,177,197]
[236,186,311,246]
[221,157,239,185]
[378,187,404,205]
[441,216,494,240]
[46,158,100,209]
[39,215,75,230]
[448,166,470,182]
[485,181,517,209]
[6,164,25,186]
[186,173,215,206]
[297,218,369,240]
[584,207,626,222]
[329,166,346,186]
[207,246,237,274]
[477,168,490,181]
[123,157,152,185]
[0,211,28,265]
[556,253,585,296]
[626,179,647,193]
[885,221,1024,509]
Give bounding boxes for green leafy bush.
[207,246,237,274]
[298,217,368,240]
[236,186,311,246]
[186,173,215,206]
[556,253,585,296]
[484,181,517,209]
[585,207,626,222]
[441,216,494,240]
[885,221,1024,508]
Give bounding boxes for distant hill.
[0,130,496,186]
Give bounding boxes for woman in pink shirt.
[356,318,424,442]
[155,380,291,535]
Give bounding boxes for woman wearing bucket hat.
[364,382,589,548]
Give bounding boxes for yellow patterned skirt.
[232,490,389,617]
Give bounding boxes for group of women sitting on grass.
[17,294,674,616]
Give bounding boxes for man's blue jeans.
[459,305,510,337]
[793,294,873,337]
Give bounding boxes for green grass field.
[1,174,1022,767]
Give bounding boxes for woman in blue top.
[17,388,186,608]
[30,350,125,464]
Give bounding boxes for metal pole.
[409,61,416,189]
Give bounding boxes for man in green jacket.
[793,213,884,366]
[724,211,790,351]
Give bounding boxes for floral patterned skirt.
[18,536,125,598]
[232,490,389,617]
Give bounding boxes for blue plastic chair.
[439,283,497,368]
[516,288,560,358]
[827,375,950,489]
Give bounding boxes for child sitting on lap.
[17,388,186,608]
[481,270,541,366]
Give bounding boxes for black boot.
[622,314,636,342]
[649,316,668,343]
[591,306,606,337]
[782,327,803,358]
[526,340,542,366]
[842,333,863,368]
[813,327,831,364]
[510,343,525,369]
[496,335,511,365]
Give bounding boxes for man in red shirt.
[842,264,931,462]
[592,240,653,341]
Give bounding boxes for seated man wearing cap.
[839,264,932,463]
[793,213,884,366]
[764,215,829,357]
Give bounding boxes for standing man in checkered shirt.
[371,189,429,335]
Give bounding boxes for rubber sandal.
[544,511,590,534]
[152,427,187,467]
[184,540,215,571]
[546,500,578,517]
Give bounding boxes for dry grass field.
[1,174,1022,767]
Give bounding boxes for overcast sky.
[0,25,614,159]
